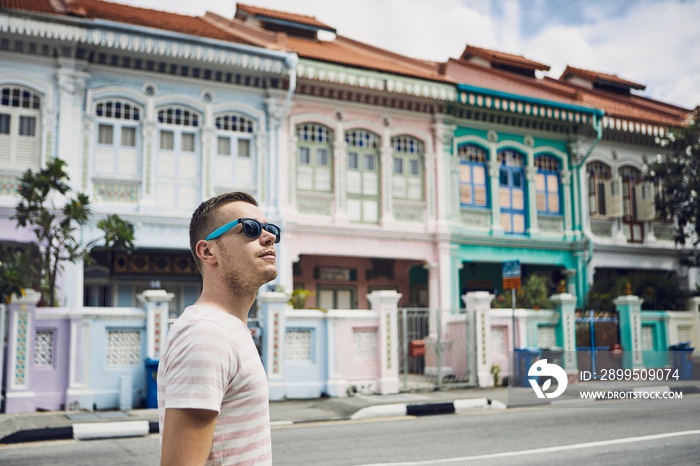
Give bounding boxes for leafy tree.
[10,158,135,306]
[586,271,688,312]
[0,245,35,303]
[492,274,553,309]
[646,109,700,266]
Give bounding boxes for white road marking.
[355,430,700,465]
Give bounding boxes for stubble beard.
[219,246,278,298]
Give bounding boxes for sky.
[114,0,700,110]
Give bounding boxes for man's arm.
[160,407,218,466]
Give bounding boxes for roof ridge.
[446,58,577,102]
[543,76,691,120]
[334,35,440,77]
[203,11,279,49]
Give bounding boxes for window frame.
[458,144,488,208]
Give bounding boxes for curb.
[350,398,505,421]
[0,421,159,444]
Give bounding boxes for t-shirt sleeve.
[161,318,238,412]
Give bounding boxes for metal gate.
[398,308,475,391]
[575,309,621,374]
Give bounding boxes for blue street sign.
[502,260,521,278]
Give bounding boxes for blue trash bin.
[514,348,541,387]
[669,343,695,380]
[145,358,159,409]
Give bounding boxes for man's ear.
[195,240,217,266]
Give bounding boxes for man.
[158,192,280,465]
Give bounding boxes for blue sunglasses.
[205,217,281,243]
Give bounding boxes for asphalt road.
[0,395,698,465]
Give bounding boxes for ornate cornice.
[0,12,289,75]
[297,59,455,101]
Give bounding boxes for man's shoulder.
[172,305,247,335]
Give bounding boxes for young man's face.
[210,201,278,292]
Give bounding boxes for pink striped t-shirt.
[158,304,271,465]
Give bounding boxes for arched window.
[535,155,561,214]
[587,161,612,217]
[215,113,256,190]
[0,85,42,170]
[392,135,423,200]
[345,129,380,223]
[458,144,488,207]
[156,106,202,210]
[619,166,651,243]
[296,123,332,192]
[498,149,526,234]
[95,99,142,177]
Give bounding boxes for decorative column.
[333,126,349,224]
[463,291,495,387]
[431,122,454,228]
[367,290,402,395]
[424,151,437,228]
[550,291,578,374]
[488,158,503,234]
[525,165,540,235]
[140,120,157,203]
[56,61,89,188]
[5,290,41,413]
[259,291,290,401]
[137,289,175,360]
[265,96,287,217]
[380,138,395,226]
[561,169,573,237]
[437,242,455,313]
[614,291,645,369]
[201,125,216,200]
[56,63,89,309]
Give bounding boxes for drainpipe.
[572,112,604,305]
[281,54,299,118]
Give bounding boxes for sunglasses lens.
[264,224,281,243]
[242,219,262,238]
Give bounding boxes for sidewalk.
[2,380,698,444]
[0,386,508,444]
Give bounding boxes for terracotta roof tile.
[205,11,448,83]
[560,65,645,90]
[236,2,335,32]
[0,0,57,14]
[444,59,575,103]
[541,76,688,126]
[460,45,550,72]
[76,0,249,43]
[286,35,447,82]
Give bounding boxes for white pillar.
[259,291,290,400]
[5,290,41,413]
[137,289,175,359]
[463,291,495,387]
[368,290,402,395]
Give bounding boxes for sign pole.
[512,287,516,385]
[502,260,521,386]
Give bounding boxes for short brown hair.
[189,191,258,271]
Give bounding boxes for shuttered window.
[458,144,488,207]
[296,123,333,193]
[214,112,256,190]
[392,135,423,200]
[94,99,142,177]
[535,155,561,214]
[0,86,42,171]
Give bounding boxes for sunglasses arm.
[204,219,241,241]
